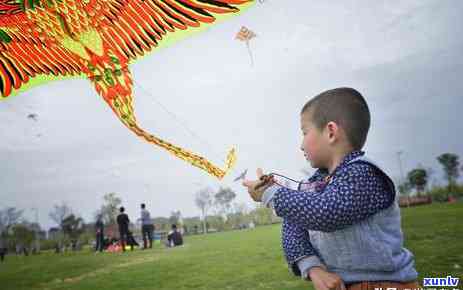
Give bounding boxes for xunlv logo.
[423,276,460,287]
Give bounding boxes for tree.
[214,187,236,219]
[152,217,170,231]
[397,181,412,207]
[49,203,72,228]
[437,153,460,194]
[0,207,24,234]
[11,223,35,251]
[194,187,213,234]
[397,181,412,197]
[99,193,122,225]
[227,203,251,229]
[407,168,428,195]
[250,205,274,225]
[206,215,226,232]
[49,203,72,247]
[62,214,85,241]
[182,217,202,234]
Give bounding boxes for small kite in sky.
[233,169,248,182]
[27,113,38,121]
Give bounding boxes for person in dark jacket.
[0,233,6,262]
[116,207,133,251]
[95,215,104,252]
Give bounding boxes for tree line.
[2,152,459,253]
[398,153,462,201]
[0,189,280,253]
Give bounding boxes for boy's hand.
[309,267,346,290]
[242,168,273,202]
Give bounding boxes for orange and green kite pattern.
[0,0,254,179]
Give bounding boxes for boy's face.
[300,111,331,169]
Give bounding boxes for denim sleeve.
[272,163,394,232]
[282,219,324,278]
[262,184,280,207]
[297,256,324,280]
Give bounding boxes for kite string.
[246,40,254,66]
[255,172,331,198]
[132,79,224,162]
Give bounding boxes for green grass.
[1,203,462,290]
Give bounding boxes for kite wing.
[100,0,253,62]
[0,0,254,99]
[0,8,83,99]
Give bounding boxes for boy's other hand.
[242,168,271,202]
[309,267,346,290]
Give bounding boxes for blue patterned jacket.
[262,151,418,283]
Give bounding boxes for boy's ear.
[326,121,339,141]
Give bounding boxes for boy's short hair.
[301,87,370,150]
[119,207,125,213]
[141,203,145,209]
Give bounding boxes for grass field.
[1,203,462,290]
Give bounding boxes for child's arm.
[282,219,325,279]
[265,162,394,232]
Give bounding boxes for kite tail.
[246,41,254,67]
[91,64,236,180]
[126,120,237,180]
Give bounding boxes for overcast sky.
[1,0,462,230]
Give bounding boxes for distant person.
[54,243,60,254]
[116,207,133,252]
[0,234,6,262]
[22,245,29,256]
[95,215,104,252]
[167,224,183,247]
[140,203,153,249]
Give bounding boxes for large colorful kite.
[0,0,255,179]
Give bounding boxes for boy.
[243,88,418,290]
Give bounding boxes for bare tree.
[11,223,35,253]
[49,203,72,248]
[49,203,72,229]
[195,187,213,234]
[0,207,24,234]
[169,210,182,225]
[62,214,85,245]
[214,187,236,219]
[99,193,122,225]
[229,202,251,228]
[233,202,249,215]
